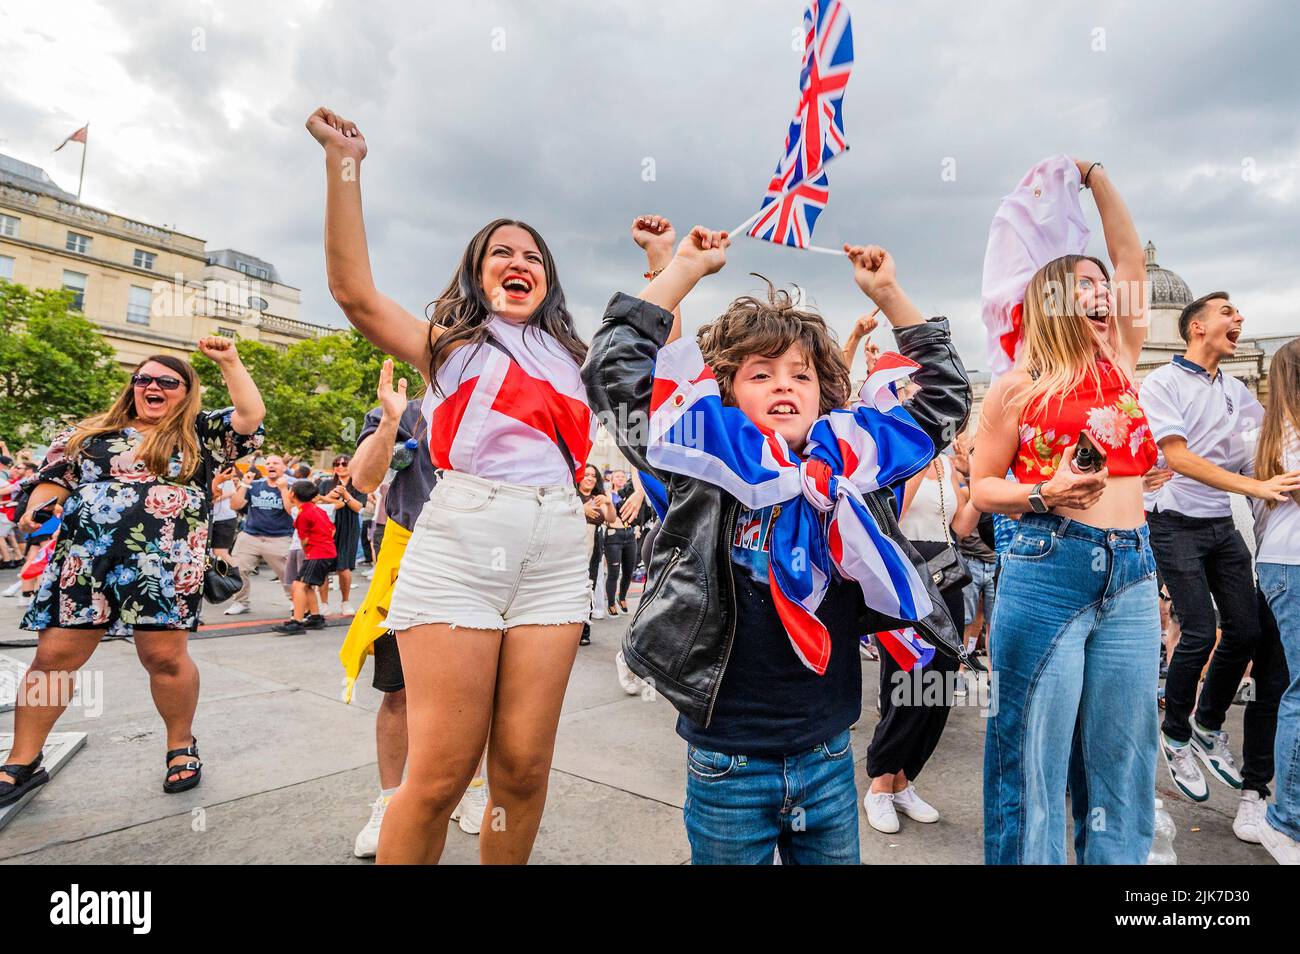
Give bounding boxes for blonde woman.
[0,340,264,806]
[970,159,1160,864]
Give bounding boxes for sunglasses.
[131,373,184,391]
[333,460,350,467]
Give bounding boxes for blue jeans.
[962,558,997,632]
[683,729,860,864]
[984,513,1160,865]
[1259,562,1300,841]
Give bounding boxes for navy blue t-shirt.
[675,502,865,757]
[240,479,295,537]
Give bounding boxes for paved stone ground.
[0,563,1273,864]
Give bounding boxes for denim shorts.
[384,471,590,632]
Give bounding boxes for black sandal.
[0,752,49,807]
[163,737,202,794]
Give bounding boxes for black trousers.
[1149,509,1284,793]
[866,540,966,780]
[604,527,638,605]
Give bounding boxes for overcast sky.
[2,0,1297,373]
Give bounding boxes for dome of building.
[1145,241,1193,308]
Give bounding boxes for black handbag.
[203,554,243,604]
[924,458,972,594]
[202,471,242,604]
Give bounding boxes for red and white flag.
[53,124,88,152]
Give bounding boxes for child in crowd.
[274,480,338,635]
[583,217,972,864]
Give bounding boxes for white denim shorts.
[384,470,591,632]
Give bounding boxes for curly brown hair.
[696,278,851,415]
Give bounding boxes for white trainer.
[1191,719,1245,790]
[892,784,940,823]
[223,602,250,616]
[1161,733,1210,802]
[1259,818,1300,865]
[340,600,355,615]
[864,791,900,833]
[1233,790,1266,844]
[451,779,489,835]
[2,579,22,598]
[615,650,641,696]
[353,794,388,859]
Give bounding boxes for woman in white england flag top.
[308,107,595,864]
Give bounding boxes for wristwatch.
[1028,482,1049,514]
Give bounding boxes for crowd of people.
[0,107,1298,869]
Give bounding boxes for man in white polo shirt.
[1141,291,1300,825]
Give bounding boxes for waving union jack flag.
[746,0,854,248]
[789,0,853,180]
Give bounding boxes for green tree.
[0,281,127,447]
[192,329,422,457]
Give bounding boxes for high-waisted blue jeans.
[1259,562,1300,842]
[984,513,1160,864]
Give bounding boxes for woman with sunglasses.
[0,340,265,807]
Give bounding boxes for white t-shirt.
[1140,356,1264,517]
[1245,422,1300,565]
[211,478,237,522]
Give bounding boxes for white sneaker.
[340,600,355,614]
[353,794,388,859]
[450,779,489,835]
[223,602,249,616]
[1161,733,1210,802]
[1232,790,1266,844]
[864,791,900,833]
[1191,719,1244,789]
[1259,818,1300,865]
[615,650,641,696]
[892,784,940,823]
[1,579,22,597]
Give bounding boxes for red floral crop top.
[1013,359,1159,484]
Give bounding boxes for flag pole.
[76,123,88,201]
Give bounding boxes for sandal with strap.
[0,752,50,807]
[163,737,202,794]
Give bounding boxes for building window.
[0,214,18,237]
[248,296,268,311]
[217,327,238,338]
[133,249,156,270]
[256,267,269,280]
[62,270,87,311]
[66,231,91,254]
[0,255,13,281]
[127,285,151,325]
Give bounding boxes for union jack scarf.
[647,338,936,675]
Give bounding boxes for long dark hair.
[577,462,605,497]
[425,218,586,395]
[65,353,203,481]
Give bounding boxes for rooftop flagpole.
[76,122,88,201]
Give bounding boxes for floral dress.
[21,409,264,634]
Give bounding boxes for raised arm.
[1078,160,1147,371]
[197,337,264,435]
[306,107,435,376]
[351,361,407,494]
[846,245,970,452]
[841,309,880,372]
[581,226,729,472]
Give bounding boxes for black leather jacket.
[582,293,976,727]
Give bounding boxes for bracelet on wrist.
[643,267,665,280]
[1082,161,1102,189]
